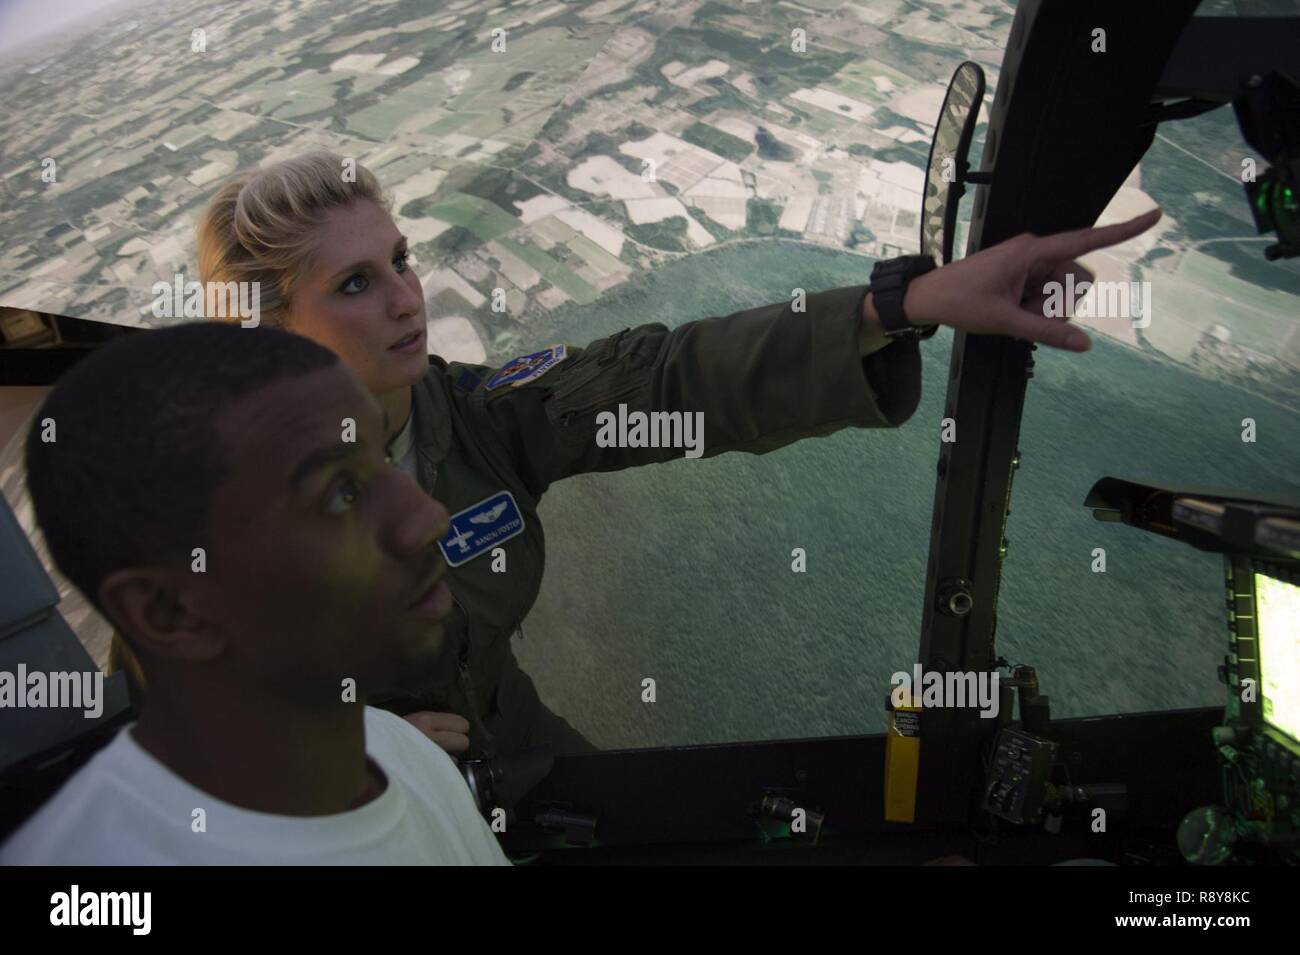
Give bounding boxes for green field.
[417,192,519,242]
[825,59,903,105]
[680,121,753,163]
[495,237,600,306]
[567,234,626,277]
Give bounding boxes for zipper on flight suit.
[452,593,494,749]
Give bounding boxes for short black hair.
[25,321,338,617]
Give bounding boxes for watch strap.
[869,255,939,341]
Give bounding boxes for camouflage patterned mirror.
[921,61,986,265]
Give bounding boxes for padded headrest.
[0,493,59,641]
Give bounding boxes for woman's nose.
[389,272,423,320]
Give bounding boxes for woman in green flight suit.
[161,151,1158,759]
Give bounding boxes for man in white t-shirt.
[0,323,510,865]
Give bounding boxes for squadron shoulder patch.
[485,345,567,390]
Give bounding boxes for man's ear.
[97,567,226,663]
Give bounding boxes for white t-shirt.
[0,707,511,866]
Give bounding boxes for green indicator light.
[1257,180,1272,213]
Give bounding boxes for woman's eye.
[394,251,409,272]
[340,273,368,295]
[324,476,363,514]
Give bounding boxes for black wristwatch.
[868,255,939,341]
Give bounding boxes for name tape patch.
[438,490,525,567]
[486,344,567,390]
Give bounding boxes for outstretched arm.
[456,283,921,497]
[455,208,1162,496]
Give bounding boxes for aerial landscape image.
[1,0,1297,751]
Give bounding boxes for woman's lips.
[409,578,452,619]
[390,328,425,354]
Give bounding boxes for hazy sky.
[0,0,154,55]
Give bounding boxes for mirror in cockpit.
[921,61,986,265]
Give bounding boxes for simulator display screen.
[1256,571,1300,746]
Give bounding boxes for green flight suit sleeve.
[461,283,923,498]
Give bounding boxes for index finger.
[1033,208,1162,263]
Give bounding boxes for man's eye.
[394,251,410,272]
[324,476,363,514]
[340,273,368,295]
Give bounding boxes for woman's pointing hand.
[864,208,1163,353]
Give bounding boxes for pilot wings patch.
[469,502,508,525]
